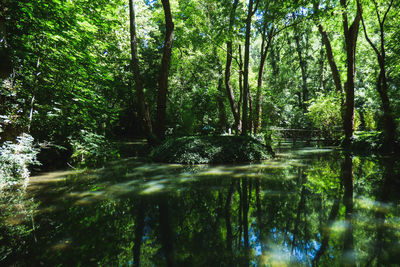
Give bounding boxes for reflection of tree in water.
[2,152,400,266]
[132,155,399,266]
[365,157,400,266]
[342,154,355,267]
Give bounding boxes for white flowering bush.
[0,134,40,187]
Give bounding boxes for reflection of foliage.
[2,149,400,266]
[0,189,38,262]
[304,157,341,196]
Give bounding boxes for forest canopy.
[1,0,400,171]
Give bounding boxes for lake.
[1,144,400,266]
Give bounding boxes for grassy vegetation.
[150,135,274,164]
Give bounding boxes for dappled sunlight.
[3,146,400,266]
[258,246,293,267]
[355,196,393,213]
[51,238,72,251]
[141,183,166,195]
[28,170,84,189]
[71,191,108,206]
[329,220,351,234]
[262,189,295,197]
[4,213,27,226]
[195,167,234,176]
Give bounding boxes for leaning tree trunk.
[254,27,274,133]
[358,0,397,150]
[129,0,153,141]
[314,0,361,147]
[155,0,174,140]
[313,3,343,97]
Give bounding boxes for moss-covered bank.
[150,135,274,164]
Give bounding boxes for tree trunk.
[254,27,274,133]
[238,45,243,120]
[312,185,342,266]
[159,195,175,267]
[217,64,227,133]
[129,0,153,141]
[225,181,236,251]
[155,0,174,140]
[318,38,325,91]
[342,154,355,266]
[242,0,257,135]
[248,88,254,134]
[27,56,41,133]
[242,178,250,264]
[378,64,397,148]
[320,28,343,95]
[359,0,397,150]
[341,0,361,148]
[314,1,361,147]
[132,200,145,267]
[293,28,308,111]
[225,0,241,133]
[313,3,343,96]
[0,1,12,79]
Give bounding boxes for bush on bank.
[150,135,274,164]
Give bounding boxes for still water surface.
[1,145,400,266]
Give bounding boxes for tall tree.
[129,0,154,141]
[242,0,259,135]
[313,3,343,96]
[254,3,274,133]
[217,61,227,133]
[293,23,308,111]
[155,0,174,140]
[314,0,361,147]
[358,0,397,150]
[341,0,362,147]
[224,0,241,133]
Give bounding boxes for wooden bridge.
[270,127,343,145]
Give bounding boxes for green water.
[1,145,400,266]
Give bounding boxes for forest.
[1,0,400,266]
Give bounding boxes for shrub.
[349,131,385,153]
[68,130,119,167]
[307,92,342,140]
[0,134,40,187]
[150,135,274,164]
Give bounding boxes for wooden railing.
[270,127,343,144]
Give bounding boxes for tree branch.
[252,0,260,16]
[382,0,394,26]
[358,0,380,57]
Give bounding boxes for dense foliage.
[69,130,119,167]
[150,135,273,164]
[1,0,400,177]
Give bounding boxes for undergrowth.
[150,135,274,164]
